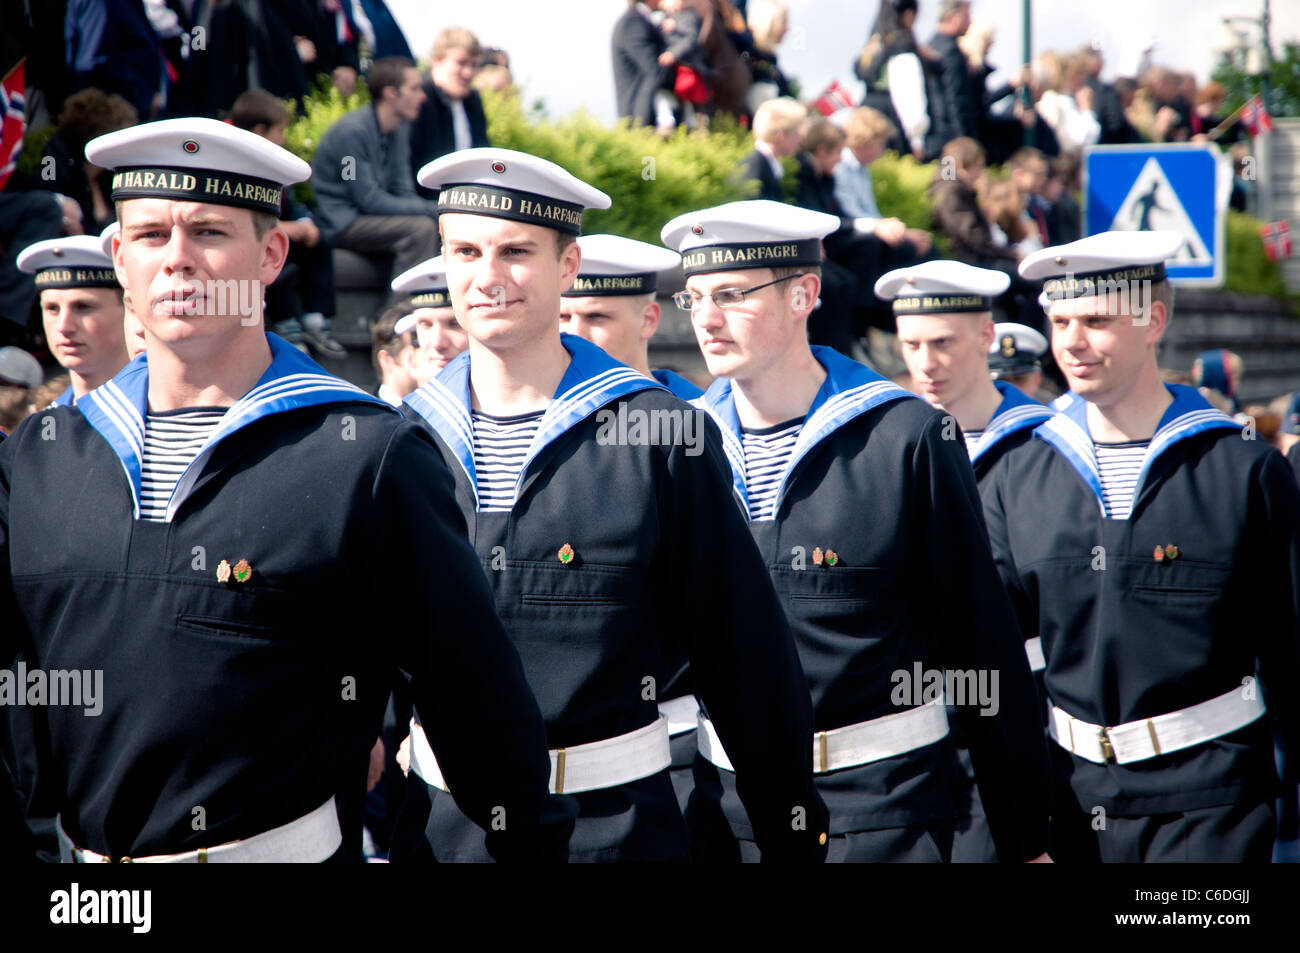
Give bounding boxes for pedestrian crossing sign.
[1083,143,1227,287]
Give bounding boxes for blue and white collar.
[404,333,666,511]
[1034,383,1241,519]
[699,346,916,520]
[968,380,1053,465]
[78,333,390,521]
[651,367,704,401]
[52,386,75,408]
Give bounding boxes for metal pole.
[1022,0,1034,147]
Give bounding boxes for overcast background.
[383,1,1299,122]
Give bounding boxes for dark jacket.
[400,333,830,862]
[695,348,1052,860]
[984,386,1300,817]
[928,176,1018,267]
[0,336,575,861]
[612,6,668,127]
[408,80,490,199]
[738,147,784,202]
[310,104,435,243]
[926,32,978,150]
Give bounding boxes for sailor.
[987,322,1049,400]
[666,199,1051,862]
[0,117,574,862]
[557,232,701,815]
[393,148,828,862]
[983,229,1300,861]
[876,260,1054,862]
[16,231,129,407]
[390,256,469,384]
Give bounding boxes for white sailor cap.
[1019,230,1183,301]
[563,234,681,298]
[85,117,309,217]
[660,200,838,278]
[391,256,451,310]
[989,323,1048,378]
[873,260,1009,315]
[16,235,120,290]
[0,346,43,389]
[99,221,120,259]
[393,313,419,337]
[417,148,610,236]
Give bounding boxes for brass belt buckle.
[817,731,828,773]
[554,748,566,794]
[1098,726,1116,764]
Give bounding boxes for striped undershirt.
[139,407,226,521]
[1094,439,1149,519]
[471,408,544,512]
[742,416,804,521]
[962,429,984,460]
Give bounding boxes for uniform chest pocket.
[515,561,643,609]
[176,613,288,644]
[775,565,899,618]
[174,583,308,649]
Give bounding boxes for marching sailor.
[984,230,1300,861]
[668,200,1051,862]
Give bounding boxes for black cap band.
[680,239,822,277]
[34,267,120,290]
[110,167,284,215]
[563,272,657,297]
[892,294,991,315]
[437,184,585,234]
[408,290,451,309]
[1042,263,1166,301]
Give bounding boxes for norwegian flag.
[1261,220,1292,261]
[0,57,25,192]
[813,80,856,117]
[1241,95,1274,136]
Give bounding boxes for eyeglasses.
[672,274,801,312]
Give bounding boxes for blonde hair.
[752,97,807,143]
[747,0,788,55]
[432,27,481,62]
[843,106,893,148]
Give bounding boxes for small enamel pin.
[812,547,824,566]
[1153,544,1179,564]
[233,559,252,583]
[216,559,232,583]
[824,549,839,567]
[558,543,575,565]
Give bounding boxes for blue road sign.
[1083,143,1225,287]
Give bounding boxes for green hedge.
[481,89,758,245]
[1224,210,1291,299]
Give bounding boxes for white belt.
[1047,679,1266,765]
[408,715,672,795]
[658,695,700,737]
[697,696,949,774]
[56,797,341,863]
[1025,637,1045,673]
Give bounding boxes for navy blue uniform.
[694,347,1051,862]
[397,333,828,862]
[983,385,1300,861]
[0,336,573,861]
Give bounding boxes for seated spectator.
[0,346,42,435]
[410,28,491,199]
[311,56,439,309]
[739,96,805,201]
[744,0,792,114]
[1044,152,1082,245]
[854,0,928,159]
[231,88,344,358]
[1006,147,1052,245]
[370,305,419,406]
[978,178,1038,258]
[612,0,670,130]
[65,0,164,121]
[38,89,138,236]
[832,106,933,254]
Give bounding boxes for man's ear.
[976,315,996,352]
[557,238,582,293]
[259,225,291,287]
[1144,297,1169,344]
[639,298,661,343]
[790,273,821,321]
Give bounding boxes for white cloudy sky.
[386,0,1300,122]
